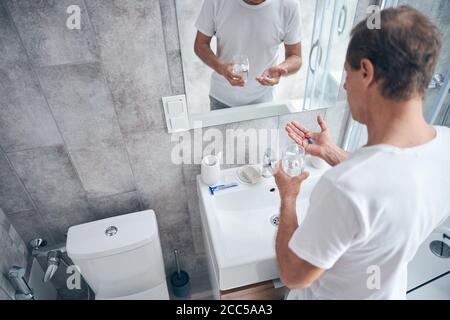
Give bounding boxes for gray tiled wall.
[0,0,352,299]
[0,208,29,300]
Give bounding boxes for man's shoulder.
[436,125,450,141]
[277,0,301,24]
[320,148,383,193]
[281,0,300,7]
[277,0,300,12]
[202,0,228,8]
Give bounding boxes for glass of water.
[232,54,250,82]
[282,144,305,177]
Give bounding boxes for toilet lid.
[67,210,158,260]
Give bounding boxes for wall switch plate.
[167,101,184,116]
[162,95,190,133]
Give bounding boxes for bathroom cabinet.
[219,280,287,300]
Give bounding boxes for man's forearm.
[194,43,223,74]
[278,54,302,76]
[323,144,350,167]
[276,197,299,274]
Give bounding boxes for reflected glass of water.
[282,144,305,177]
[232,54,249,82]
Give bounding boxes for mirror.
[175,0,360,128]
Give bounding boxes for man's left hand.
[256,66,288,86]
[274,161,310,201]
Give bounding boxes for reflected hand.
[219,63,245,87]
[273,161,310,201]
[256,66,288,86]
[285,115,335,159]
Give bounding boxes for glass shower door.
[304,0,358,111]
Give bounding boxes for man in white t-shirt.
[274,6,450,299]
[194,0,302,110]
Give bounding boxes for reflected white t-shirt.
[195,0,302,107]
[288,126,450,300]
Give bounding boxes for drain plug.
[270,215,280,227]
[429,240,450,258]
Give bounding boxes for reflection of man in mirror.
[194,0,302,110]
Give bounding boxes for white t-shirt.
[195,0,302,107]
[288,126,450,300]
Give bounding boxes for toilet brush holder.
[170,250,190,298]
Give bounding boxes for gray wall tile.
[0,208,29,300]
[0,220,10,264]
[88,191,141,220]
[221,117,280,168]
[4,0,98,66]
[159,0,180,54]
[85,0,172,133]
[69,144,135,198]
[124,129,188,215]
[0,208,11,232]
[160,0,185,95]
[0,274,16,300]
[182,163,201,185]
[185,182,201,229]
[7,224,25,251]
[0,3,63,153]
[36,63,135,197]
[8,146,95,243]
[36,63,122,149]
[0,149,33,214]
[6,210,54,246]
[184,117,280,176]
[1,237,27,275]
[0,287,12,300]
[192,226,205,255]
[166,49,185,95]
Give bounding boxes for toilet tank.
[66,210,168,299]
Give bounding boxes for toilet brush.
[175,249,181,278]
[170,249,190,298]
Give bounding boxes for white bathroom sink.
[197,160,329,291]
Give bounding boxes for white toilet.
[66,210,169,300]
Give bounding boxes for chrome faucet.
[262,148,277,178]
[30,238,66,283]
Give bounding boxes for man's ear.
[360,58,375,87]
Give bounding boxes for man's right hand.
[219,63,245,87]
[285,115,349,166]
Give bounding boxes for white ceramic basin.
[197,160,329,291]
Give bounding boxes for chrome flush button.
[105,226,118,237]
